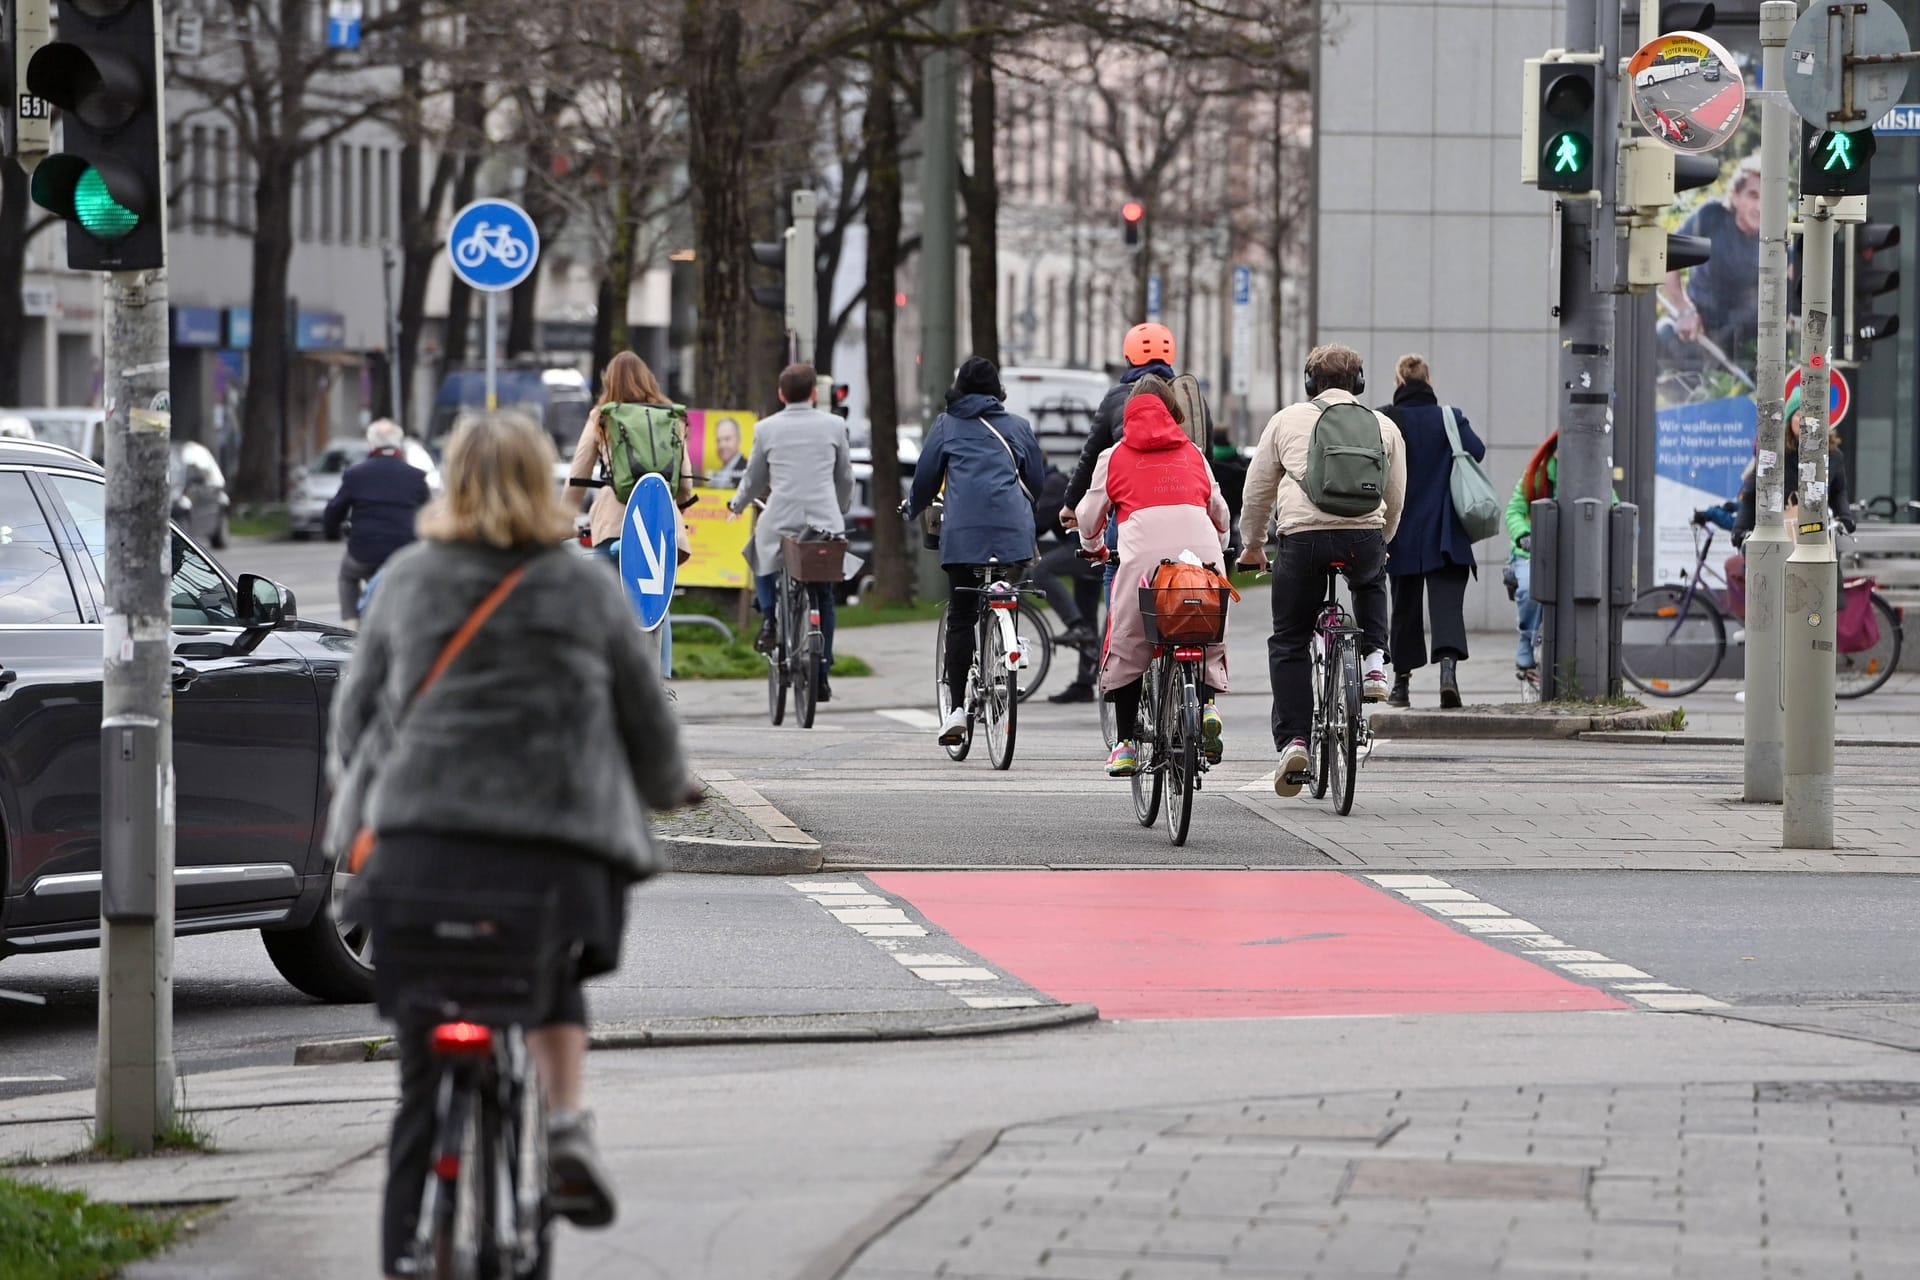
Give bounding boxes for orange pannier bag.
[1138,559,1240,645]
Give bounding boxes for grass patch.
[673,640,872,681]
[0,1176,182,1278]
[1651,706,1687,731]
[228,506,290,539]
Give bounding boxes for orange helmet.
[1122,322,1176,368]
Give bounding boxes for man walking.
[323,419,431,626]
[1237,345,1406,797]
[728,363,854,703]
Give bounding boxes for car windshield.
[315,445,365,474]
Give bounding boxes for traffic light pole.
[1744,0,1796,804]
[98,264,177,1152]
[1782,196,1839,849]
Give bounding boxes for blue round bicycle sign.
[446,198,539,292]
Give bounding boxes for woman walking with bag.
[330,413,695,1277]
[1380,355,1487,709]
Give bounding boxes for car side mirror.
[237,574,293,629]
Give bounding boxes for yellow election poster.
[679,409,758,589]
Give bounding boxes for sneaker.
[754,615,778,654]
[1387,676,1411,709]
[937,708,970,745]
[1047,681,1096,705]
[1202,702,1224,765]
[1059,622,1098,649]
[1362,650,1391,703]
[1106,740,1140,777]
[816,674,832,703]
[1516,666,1540,704]
[1275,739,1310,797]
[547,1110,617,1228]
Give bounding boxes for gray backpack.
[1302,398,1388,517]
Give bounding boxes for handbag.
[345,563,529,874]
[1442,407,1503,543]
[1139,559,1240,645]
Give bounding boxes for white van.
[3,408,104,462]
[997,366,1111,472]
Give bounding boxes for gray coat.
[727,404,854,571]
[325,540,686,881]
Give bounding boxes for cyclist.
[328,414,694,1276]
[322,419,430,629]
[726,362,854,703]
[1060,322,1197,523]
[1074,377,1232,776]
[1031,461,1104,703]
[905,355,1046,744]
[1236,344,1405,797]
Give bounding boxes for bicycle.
[934,563,1037,769]
[1622,509,1904,699]
[371,888,565,1280]
[1126,586,1226,846]
[454,222,532,271]
[1289,564,1371,816]
[767,533,842,730]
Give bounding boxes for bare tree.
[863,37,912,605]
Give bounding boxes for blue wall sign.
[225,308,251,350]
[326,0,361,47]
[446,198,540,293]
[1232,265,1252,306]
[1873,104,1920,134]
[620,473,677,631]
[172,306,222,348]
[295,310,346,351]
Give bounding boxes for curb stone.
[656,769,824,875]
[1369,707,1671,739]
[292,1003,1100,1065]
[1582,729,1920,748]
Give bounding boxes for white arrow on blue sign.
[620,473,677,632]
[446,198,540,293]
[327,0,361,47]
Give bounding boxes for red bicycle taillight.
[808,609,821,626]
[988,599,1019,610]
[434,1154,462,1180]
[431,1022,493,1056]
[1174,646,1206,662]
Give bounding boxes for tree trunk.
[683,0,754,407]
[440,152,482,375]
[0,160,29,407]
[863,43,910,606]
[395,66,463,432]
[236,149,297,499]
[607,176,637,355]
[591,276,614,389]
[964,34,999,363]
[507,89,568,357]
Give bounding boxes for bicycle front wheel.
[984,614,1018,770]
[934,605,971,762]
[1837,590,1903,699]
[1164,667,1198,847]
[1132,663,1162,826]
[1308,634,1330,800]
[1622,585,1725,697]
[1013,602,1053,702]
[1331,643,1360,816]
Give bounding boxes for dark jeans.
[339,552,377,621]
[1034,542,1102,685]
[756,572,836,668]
[1268,528,1390,750]
[1390,564,1471,671]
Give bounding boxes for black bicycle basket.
[367,886,568,1026]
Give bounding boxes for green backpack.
[1301,397,1388,518]
[600,402,687,502]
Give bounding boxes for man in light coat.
[729,363,854,701]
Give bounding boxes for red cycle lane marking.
[869,871,1628,1020]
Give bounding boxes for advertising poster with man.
[1652,30,1763,584]
[681,409,758,588]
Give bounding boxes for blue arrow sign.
[446,198,540,292]
[327,15,360,47]
[620,473,676,632]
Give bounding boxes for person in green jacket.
[1505,434,1560,697]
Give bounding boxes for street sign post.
[1784,363,1851,427]
[620,473,677,632]
[1627,31,1747,152]
[445,197,539,411]
[1229,265,1252,399]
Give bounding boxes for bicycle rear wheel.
[786,577,818,729]
[1622,585,1725,697]
[1332,644,1360,816]
[1308,634,1330,800]
[428,1084,486,1280]
[1164,666,1198,847]
[1013,602,1053,703]
[933,606,972,762]
[1837,590,1903,699]
[984,614,1018,770]
[1132,663,1163,826]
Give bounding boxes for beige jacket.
[568,410,693,559]
[1238,389,1408,548]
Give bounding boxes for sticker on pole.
[620,472,677,632]
[1786,0,1912,131]
[445,198,540,293]
[1628,32,1747,152]
[1784,365,1851,429]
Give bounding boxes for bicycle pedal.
[1284,769,1313,785]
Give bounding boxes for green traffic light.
[1823,132,1855,172]
[1551,132,1586,174]
[73,167,139,240]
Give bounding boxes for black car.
[0,439,369,1001]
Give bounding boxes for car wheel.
[262,865,374,1003]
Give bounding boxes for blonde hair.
[1395,354,1430,385]
[418,413,575,548]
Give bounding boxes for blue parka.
[909,392,1046,567]
[1381,380,1486,576]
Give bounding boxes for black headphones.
[1304,361,1364,398]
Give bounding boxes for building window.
[359,146,372,243]
[339,143,353,245]
[298,154,313,242]
[189,126,208,230]
[378,148,392,240]
[319,147,333,243]
[212,130,229,235]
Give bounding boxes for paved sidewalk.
[845,1080,1920,1279]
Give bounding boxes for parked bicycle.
[1622,508,1904,699]
[934,564,1038,769]
[371,888,564,1280]
[1125,584,1228,846]
[767,530,845,730]
[1287,565,1371,816]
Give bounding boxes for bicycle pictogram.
[453,222,531,272]
[445,198,540,292]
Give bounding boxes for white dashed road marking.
[1365,874,1729,1011]
[788,878,1045,1010]
[877,708,941,729]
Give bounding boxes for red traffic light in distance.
[1121,200,1146,253]
[1121,200,1145,223]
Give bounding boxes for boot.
[1439,657,1462,709]
[1387,675,1411,709]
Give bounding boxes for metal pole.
[1782,195,1839,848]
[919,0,958,418]
[97,266,177,1154]
[1745,0,1797,804]
[484,292,497,411]
[383,246,403,426]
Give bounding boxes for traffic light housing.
[1121,199,1144,253]
[1801,124,1875,199]
[749,233,789,312]
[1845,220,1900,361]
[829,382,850,418]
[1622,143,1719,286]
[1536,63,1598,193]
[26,0,165,270]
